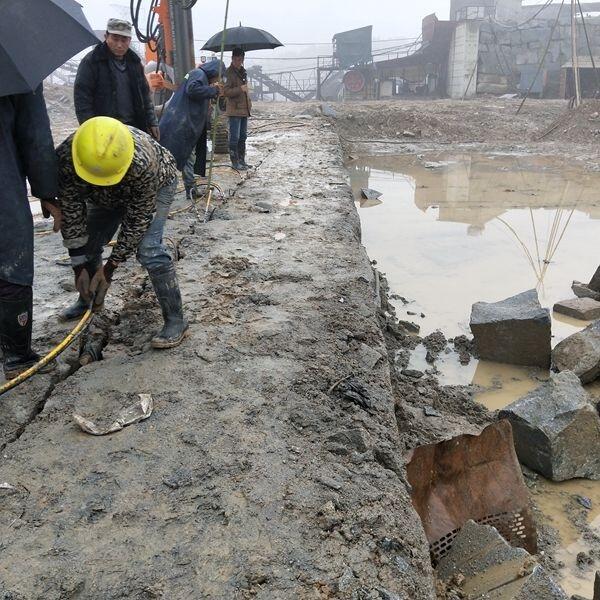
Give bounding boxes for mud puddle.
[349,151,600,595]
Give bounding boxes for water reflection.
[348,153,600,341]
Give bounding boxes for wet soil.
[1,102,438,599]
[3,95,600,598]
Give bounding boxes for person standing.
[224,48,252,170]
[159,60,224,200]
[57,117,187,349]
[74,18,159,140]
[0,86,61,379]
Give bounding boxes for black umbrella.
[201,25,283,53]
[0,0,99,97]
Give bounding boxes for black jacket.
[0,86,57,286]
[74,42,158,131]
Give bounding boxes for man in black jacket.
[0,86,61,380]
[74,18,159,140]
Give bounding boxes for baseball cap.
[106,18,133,38]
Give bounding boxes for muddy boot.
[58,294,89,322]
[0,290,54,380]
[148,265,189,349]
[229,147,244,171]
[238,141,252,169]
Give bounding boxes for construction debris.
[360,188,383,201]
[470,289,551,368]
[406,421,537,565]
[553,297,600,321]
[572,281,600,302]
[73,393,154,436]
[437,520,568,599]
[499,371,600,481]
[553,320,600,383]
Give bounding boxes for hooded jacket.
[74,42,158,132]
[159,60,224,171]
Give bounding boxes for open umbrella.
[0,0,99,97]
[201,25,283,53]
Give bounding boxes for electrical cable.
[490,0,554,30]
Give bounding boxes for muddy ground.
[1,94,599,598]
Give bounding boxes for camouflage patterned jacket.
[57,126,177,264]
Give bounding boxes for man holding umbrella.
[0,0,98,380]
[201,25,283,171]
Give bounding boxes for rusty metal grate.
[406,421,538,568]
[429,510,530,566]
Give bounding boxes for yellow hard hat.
[72,117,134,186]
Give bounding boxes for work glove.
[89,260,118,312]
[73,263,93,302]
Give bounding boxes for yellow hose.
[0,308,94,396]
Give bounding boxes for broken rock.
[499,371,600,481]
[470,289,551,368]
[553,320,600,383]
[554,297,600,321]
[572,281,600,301]
[437,520,568,599]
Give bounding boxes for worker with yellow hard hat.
[55,116,188,349]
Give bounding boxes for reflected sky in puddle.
[348,152,600,596]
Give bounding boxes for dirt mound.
[329,98,565,145]
[540,99,600,142]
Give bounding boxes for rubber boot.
[0,290,54,380]
[229,148,244,171]
[148,264,189,349]
[58,294,89,322]
[238,141,252,169]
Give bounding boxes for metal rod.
[572,0,582,106]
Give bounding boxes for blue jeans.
[228,116,248,151]
[85,178,177,274]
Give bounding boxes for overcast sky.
[76,0,550,75]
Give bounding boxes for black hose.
[130,0,161,50]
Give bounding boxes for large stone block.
[499,371,600,481]
[553,320,600,383]
[470,289,551,368]
[553,297,600,321]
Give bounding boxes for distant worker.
[224,48,252,171]
[0,86,61,379]
[74,18,159,140]
[56,117,187,349]
[159,60,224,200]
